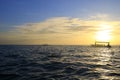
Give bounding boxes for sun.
[96,31,111,41]
[95,24,112,42]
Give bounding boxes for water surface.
[0,45,120,80]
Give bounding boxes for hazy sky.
[0,0,120,45]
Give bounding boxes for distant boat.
[91,41,111,48]
[41,44,49,46]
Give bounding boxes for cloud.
[15,17,69,34]
[1,15,120,44]
[12,16,120,39]
[88,13,110,21]
[15,17,99,35]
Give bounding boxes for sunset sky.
[0,0,120,45]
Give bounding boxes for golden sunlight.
[95,24,112,42]
[96,31,111,41]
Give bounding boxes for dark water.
[0,45,120,80]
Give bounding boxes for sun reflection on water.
[94,48,117,80]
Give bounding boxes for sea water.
[0,45,120,80]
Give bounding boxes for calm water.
[0,45,120,80]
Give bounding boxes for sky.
[0,0,120,45]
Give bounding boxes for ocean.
[0,45,120,80]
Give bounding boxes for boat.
[41,44,49,46]
[91,41,111,48]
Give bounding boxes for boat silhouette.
[91,41,111,48]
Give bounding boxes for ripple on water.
[0,45,120,80]
[107,73,120,76]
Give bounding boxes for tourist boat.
[91,41,111,48]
